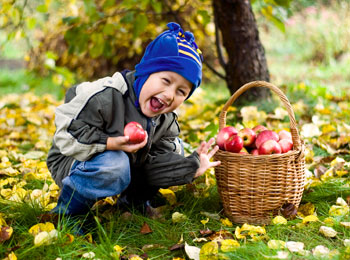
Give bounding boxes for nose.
[163,87,175,103]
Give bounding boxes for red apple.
[238,128,256,147]
[250,149,259,155]
[278,130,292,141]
[124,121,147,144]
[258,140,282,155]
[255,130,279,149]
[252,125,268,135]
[224,135,244,153]
[216,126,238,150]
[278,139,293,153]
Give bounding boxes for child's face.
[139,71,192,117]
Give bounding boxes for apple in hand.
[278,130,292,141]
[252,125,268,135]
[124,121,147,144]
[216,126,238,150]
[255,130,279,149]
[238,128,256,147]
[224,135,244,153]
[258,140,282,155]
[278,139,293,153]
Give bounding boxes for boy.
[46,22,221,216]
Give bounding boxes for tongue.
[151,97,163,109]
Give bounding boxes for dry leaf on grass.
[185,242,200,260]
[0,226,13,242]
[140,222,152,234]
[319,226,337,238]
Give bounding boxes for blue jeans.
[62,150,131,200]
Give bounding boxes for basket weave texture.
[214,81,305,225]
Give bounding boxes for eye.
[162,78,171,85]
[178,88,188,97]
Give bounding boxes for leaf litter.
[0,86,349,259]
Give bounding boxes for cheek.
[172,98,186,109]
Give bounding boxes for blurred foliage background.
[0,0,304,92]
[0,0,349,103]
[1,0,349,96]
[0,0,350,95]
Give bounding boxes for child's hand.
[194,137,221,178]
[107,133,148,153]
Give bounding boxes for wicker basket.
[214,81,305,225]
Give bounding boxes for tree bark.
[213,0,271,102]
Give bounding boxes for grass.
[260,1,350,92]
[0,69,65,100]
[0,33,27,60]
[1,1,350,260]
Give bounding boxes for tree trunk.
[213,0,271,103]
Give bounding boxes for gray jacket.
[46,71,200,188]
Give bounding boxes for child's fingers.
[197,138,216,155]
[126,142,145,153]
[203,138,216,153]
[211,160,221,167]
[122,134,148,153]
[197,141,206,154]
[202,142,211,154]
[208,145,219,158]
[121,136,130,144]
[207,137,215,146]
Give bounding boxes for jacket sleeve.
[53,73,127,161]
[143,115,200,187]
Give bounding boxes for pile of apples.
[216,125,293,155]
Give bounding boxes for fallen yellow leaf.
[298,202,315,218]
[113,244,124,257]
[220,239,240,252]
[272,216,287,225]
[285,241,305,253]
[0,226,13,242]
[82,251,95,259]
[267,240,286,250]
[220,217,233,227]
[329,205,349,217]
[200,241,219,259]
[200,218,209,225]
[0,214,7,226]
[323,217,335,226]
[3,251,17,260]
[159,188,177,205]
[319,226,337,238]
[302,215,319,224]
[312,245,330,258]
[172,212,187,223]
[29,222,55,236]
[340,222,350,228]
[34,229,58,246]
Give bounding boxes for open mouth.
[150,97,167,112]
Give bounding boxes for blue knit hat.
[133,22,203,106]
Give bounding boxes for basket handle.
[219,81,302,150]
